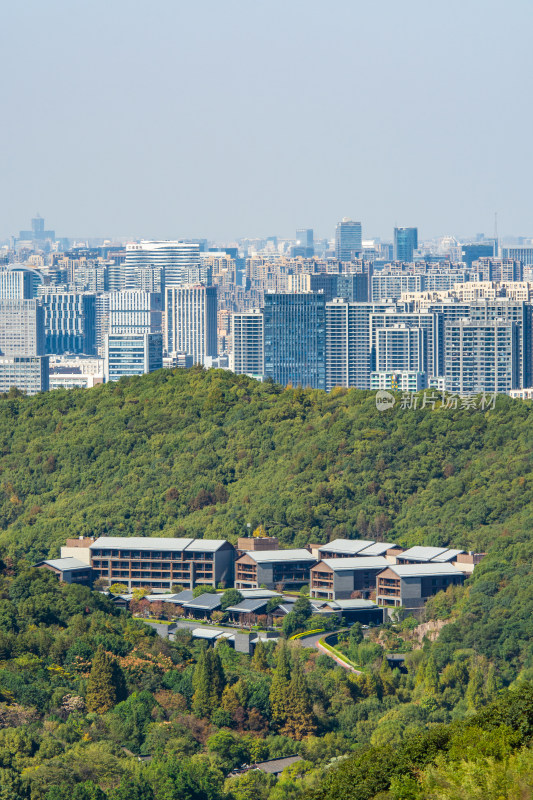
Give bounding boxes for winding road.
[295,630,362,673]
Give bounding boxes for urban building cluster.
[2,216,533,397]
[36,534,482,614]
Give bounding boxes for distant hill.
[1,368,532,672]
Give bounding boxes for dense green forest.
[0,369,532,797]
[0,566,531,800]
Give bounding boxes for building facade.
[104,332,163,381]
[164,285,217,364]
[38,291,96,355]
[88,537,235,591]
[234,550,316,590]
[335,219,362,262]
[230,310,264,378]
[393,227,418,262]
[444,319,519,395]
[263,292,325,389]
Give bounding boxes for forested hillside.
[0,368,532,674]
[0,369,533,798]
[1,367,532,559]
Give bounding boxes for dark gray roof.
[183,593,222,610]
[254,756,303,774]
[225,598,269,614]
[167,590,194,603]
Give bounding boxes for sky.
[1,0,532,243]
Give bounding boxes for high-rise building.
[325,300,394,391]
[466,299,532,388]
[0,299,45,357]
[502,246,533,265]
[371,274,424,301]
[473,258,523,282]
[38,291,96,355]
[0,299,48,394]
[0,266,42,299]
[293,229,314,257]
[461,242,496,268]
[263,293,325,389]
[164,285,218,364]
[104,333,163,382]
[444,319,518,395]
[375,325,426,373]
[109,291,162,335]
[18,215,55,242]
[95,294,110,357]
[393,228,418,262]
[370,310,439,378]
[335,219,362,262]
[230,310,264,378]
[124,241,200,288]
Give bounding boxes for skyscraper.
[38,291,96,355]
[263,293,325,389]
[293,229,314,257]
[124,241,201,288]
[444,319,518,395]
[393,227,418,262]
[0,299,48,394]
[325,300,394,391]
[0,266,42,299]
[164,285,218,364]
[104,333,163,382]
[335,219,362,262]
[374,325,426,373]
[230,310,264,378]
[109,291,162,335]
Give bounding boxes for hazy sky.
[1,0,532,242]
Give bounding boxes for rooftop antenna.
[494,211,498,257]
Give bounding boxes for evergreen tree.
[379,656,395,696]
[485,664,502,701]
[424,657,439,696]
[221,683,241,717]
[281,656,316,740]
[269,640,291,727]
[192,646,226,718]
[192,648,212,718]
[208,647,226,705]
[466,666,485,710]
[86,645,126,713]
[251,639,269,672]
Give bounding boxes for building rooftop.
[183,593,222,610]
[398,545,463,562]
[225,598,270,614]
[358,542,398,556]
[386,563,465,578]
[254,756,303,774]
[318,539,375,555]
[185,539,232,552]
[331,598,379,610]
[239,589,282,599]
[166,590,194,604]
[242,549,316,564]
[431,548,464,562]
[190,627,225,640]
[37,557,91,571]
[91,536,193,551]
[320,556,390,572]
[90,536,231,552]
